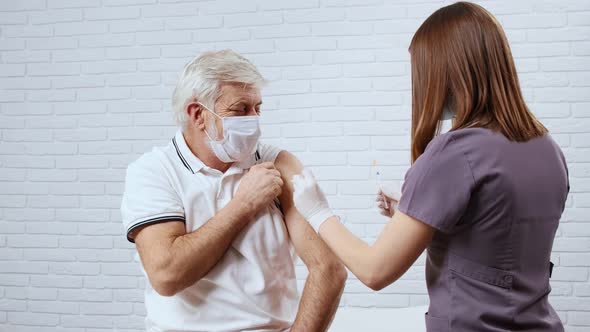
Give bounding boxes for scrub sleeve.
[397,134,475,233]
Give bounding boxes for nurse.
[292,2,569,331]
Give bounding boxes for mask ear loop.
[197,102,223,142]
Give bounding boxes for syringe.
[372,160,389,209]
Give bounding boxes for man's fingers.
[269,169,281,178]
[275,176,284,188]
[256,162,276,169]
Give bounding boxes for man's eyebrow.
[227,100,262,108]
[226,100,245,108]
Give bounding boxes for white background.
[1,0,589,331]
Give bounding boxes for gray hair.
[171,50,266,128]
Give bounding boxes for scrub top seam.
[449,134,476,188]
[404,136,442,221]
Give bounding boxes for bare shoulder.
[274,150,303,178]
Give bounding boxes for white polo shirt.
[121,130,299,332]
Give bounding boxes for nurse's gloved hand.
[292,168,336,233]
[376,185,401,218]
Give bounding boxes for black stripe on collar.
[172,137,194,174]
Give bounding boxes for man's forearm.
[274,150,347,331]
[284,211,347,332]
[159,198,255,295]
[292,261,346,331]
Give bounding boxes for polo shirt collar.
[173,129,258,174]
[173,129,205,174]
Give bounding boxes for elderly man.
[120,50,347,332]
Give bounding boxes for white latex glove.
[292,168,336,233]
[376,184,401,218]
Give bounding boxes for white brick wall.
[1,0,589,330]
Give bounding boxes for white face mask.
[198,102,261,163]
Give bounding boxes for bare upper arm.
[274,150,303,213]
[370,211,435,288]
[274,151,338,268]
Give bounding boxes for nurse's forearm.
[319,217,384,290]
[320,212,434,291]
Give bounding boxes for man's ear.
[186,102,206,130]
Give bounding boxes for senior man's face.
[206,83,262,140]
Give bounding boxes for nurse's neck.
[183,127,233,173]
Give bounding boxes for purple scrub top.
[398,128,568,332]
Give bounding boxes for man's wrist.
[227,196,256,223]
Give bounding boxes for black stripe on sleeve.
[126,215,186,243]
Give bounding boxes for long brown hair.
[409,1,547,163]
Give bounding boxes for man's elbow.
[333,262,348,286]
[316,260,347,288]
[150,270,182,297]
[150,278,178,297]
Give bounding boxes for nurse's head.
[409,1,547,162]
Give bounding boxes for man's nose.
[245,108,258,116]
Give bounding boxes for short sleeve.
[256,143,282,163]
[397,135,475,233]
[121,153,185,243]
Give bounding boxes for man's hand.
[235,161,283,213]
[134,165,281,297]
